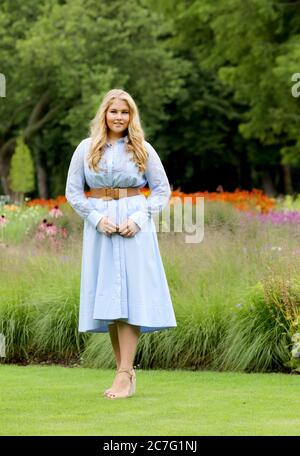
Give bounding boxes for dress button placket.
[108,144,113,175]
[109,142,123,314]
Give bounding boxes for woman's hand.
[118,218,140,237]
[97,216,118,236]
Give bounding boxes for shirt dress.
[65,134,177,333]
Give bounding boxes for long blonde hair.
[87,89,148,174]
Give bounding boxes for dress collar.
[105,134,128,147]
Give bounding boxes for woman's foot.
[103,360,121,396]
[105,368,136,399]
[103,366,119,396]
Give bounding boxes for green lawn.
[0,364,300,436]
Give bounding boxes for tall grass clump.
[0,295,36,361]
[0,244,38,360]
[202,200,241,233]
[0,241,89,363]
[82,304,230,370]
[214,275,300,372]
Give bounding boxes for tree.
[152,0,300,194]
[8,136,35,204]
[0,0,188,198]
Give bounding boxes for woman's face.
[106,99,130,136]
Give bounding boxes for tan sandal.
[104,368,136,399]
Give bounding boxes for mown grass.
[0,364,300,436]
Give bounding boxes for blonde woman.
[65,88,177,399]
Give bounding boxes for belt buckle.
[118,188,128,199]
[102,188,114,201]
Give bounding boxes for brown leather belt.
[89,187,141,200]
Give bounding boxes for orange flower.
[25,187,276,214]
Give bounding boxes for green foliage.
[276,194,300,212]
[0,297,36,361]
[2,0,300,195]
[8,136,35,201]
[29,293,88,362]
[216,276,300,372]
[1,0,187,143]
[149,0,300,191]
[173,0,300,166]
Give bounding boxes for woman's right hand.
[97,216,118,236]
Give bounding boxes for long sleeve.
[65,140,107,229]
[129,141,171,230]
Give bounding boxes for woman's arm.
[65,139,107,229]
[129,141,171,230]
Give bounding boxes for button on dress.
[65,135,177,333]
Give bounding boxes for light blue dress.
[65,135,177,333]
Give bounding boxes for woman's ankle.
[118,366,133,372]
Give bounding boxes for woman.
[65,88,177,399]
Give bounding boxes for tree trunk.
[0,173,9,196]
[282,164,293,194]
[0,157,14,201]
[0,91,59,200]
[261,168,276,197]
[36,161,48,200]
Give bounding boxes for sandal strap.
[117,368,135,378]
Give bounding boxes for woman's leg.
[106,320,140,396]
[108,322,121,370]
[117,320,140,370]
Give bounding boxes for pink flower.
[242,210,300,225]
[37,219,48,231]
[45,223,58,236]
[49,205,63,218]
[0,215,6,226]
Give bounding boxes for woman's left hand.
[118,218,140,237]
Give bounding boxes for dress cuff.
[86,210,107,230]
[128,210,150,230]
